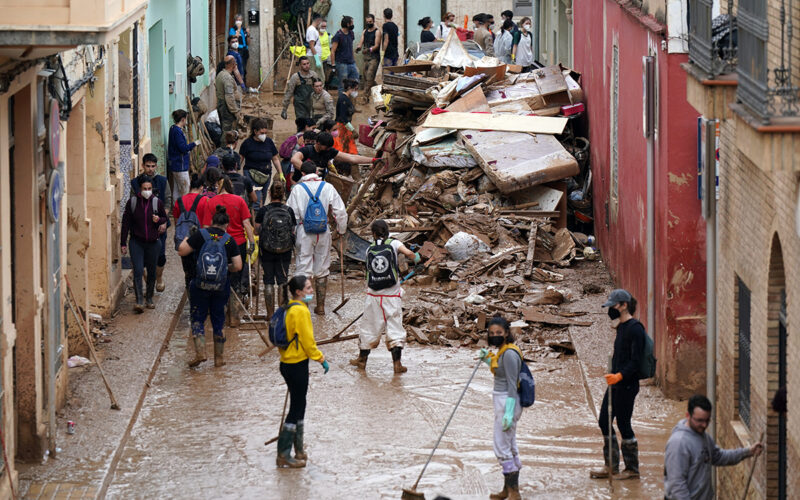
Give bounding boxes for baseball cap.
[602,289,632,308]
[206,155,221,167]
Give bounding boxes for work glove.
[345,122,355,132]
[314,54,322,66]
[321,360,330,374]
[478,348,492,366]
[511,54,516,62]
[330,67,337,73]
[248,239,259,264]
[413,252,422,264]
[195,139,202,146]
[502,397,516,431]
[604,373,623,385]
[280,109,288,120]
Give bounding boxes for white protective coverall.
[359,239,406,350]
[286,173,348,278]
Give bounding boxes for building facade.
[574,0,707,399]
[685,0,798,497]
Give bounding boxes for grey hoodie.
[664,418,751,500]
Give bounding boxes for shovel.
[332,237,349,314]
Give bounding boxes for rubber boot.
[294,420,307,460]
[616,438,640,480]
[314,277,327,315]
[279,284,289,308]
[264,285,275,319]
[227,295,241,327]
[506,471,521,500]
[276,423,306,468]
[489,474,508,500]
[188,336,207,367]
[156,265,166,292]
[391,346,408,374]
[214,341,226,367]
[349,349,370,370]
[590,435,620,478]
[133,276,144,313]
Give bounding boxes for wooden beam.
[423,112,568,134]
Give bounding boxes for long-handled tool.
[264,388,289,446]
[607,355,614,491]
[231,289,273,355]
[402,358,483,500]
[740,431,765,500]
[332,237,350,314]
[64,276,121,410]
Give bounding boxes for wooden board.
[422,112,567,135]
[382,61,435,73]
[459,130,579,194]
[445,85,490,113]
[523,307,593,327]
[464,65,507,82]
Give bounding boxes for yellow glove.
[511,53,516,62]
[248,237,259,265]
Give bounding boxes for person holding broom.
[276,274,329,468]
[478,316,524,500]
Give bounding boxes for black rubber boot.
[276,424,306,468]
[349,349,370,369]
[617,438,640,479]
[391,346,407,374]
[590,435,620,478]
[506,471,520,500]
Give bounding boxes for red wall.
[573,0,707,398]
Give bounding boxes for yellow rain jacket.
[320,31,331,61]
[280,300,325,364]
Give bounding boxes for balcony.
[0,0,147,59]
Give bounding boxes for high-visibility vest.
[320,31,331,61]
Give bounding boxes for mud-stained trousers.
[189,283,229,342]
[493,391,523,473]
[358,291,405,350]
[294,226,332,278]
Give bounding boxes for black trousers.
[260,250,291,286]
[280,359,309,425]
[598,383,639,440]
[181,254,196,289]
[229,242,250,296]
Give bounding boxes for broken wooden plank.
[423,112,567,135]
[382,61,435,73]
[523,308,593,327]
[524,222,539,278]
[445,85,490,113]
[531,267,565,283]
[551,228,576,262]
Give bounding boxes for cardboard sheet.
[423,112,567,135]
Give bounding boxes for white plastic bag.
[445,231,491,261]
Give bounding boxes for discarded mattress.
[459,130,579,193]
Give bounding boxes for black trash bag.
[205,121,223,148]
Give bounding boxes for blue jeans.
[129,237,161,304]
[189,283,229,342]
[335,62,359,83]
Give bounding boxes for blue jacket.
[227,49,245,80]
[229,27,248,48]
[167,124,196,173]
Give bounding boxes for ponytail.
[212,205,229,226]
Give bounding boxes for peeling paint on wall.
[668,171,691,186]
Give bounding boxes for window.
[736,275,752,427]
[609,43,619,221]
[736,0,769,119]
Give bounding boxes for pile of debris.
[338,31,597,360]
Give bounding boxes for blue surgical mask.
[302,294,314,303]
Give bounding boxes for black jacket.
[611,318,647,387]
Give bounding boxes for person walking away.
[436,12,456,41]
[167,109,201,200]
[227,35,247,90]
[132,154,170,292]
[172,174,209,289]
[281,56,318,121]
[290,131,376,181]
[305,13,324,77]
[121,175,168,312]
[334,79,359,155]
[255,181,296,319]
[477,316,524,500]
[319,19,332,85]
[202,175,256,326]
[381,9,400,67]
[330,16,359,86]
[512,18,535,72]
[211,131,241,170]
[419,17,436,43]
[178,205,243,367]
[473,14,495,56]
[664,395,763,500]
[221,154,257,208]
[590,289,646,480]
[215,56,241,133]
[350,219,420,374]
[230,14,250,82]
[201,166,223,198]
[501,10,518,32]
[286,161,348,315]
[357,14,381,100]
[310,79,335,126]
[240,118,284,206]
[494,20,514,64]
[276,274,329,468]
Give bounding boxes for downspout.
[702,119,718,440]
[225,0,231,45]
[643,56,655,364]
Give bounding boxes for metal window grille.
[737,276,752,427]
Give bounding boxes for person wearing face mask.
[418,17,436,42]
[319,20,332,85]
[512,17,535,71]
[590,289,647,480]
[226,35,246,90]
[290,131,376,182]
[121,175,168,313]
[329,16,359,86]
[357,14,381,100]
[275,274,329,468]
[215,56,241,133]
[472,14,495,56]
[333,79,359,155]
[477,316,524,500]
[132,154,171,292]
[486,14,497,40]
[240,118,284,206]
[436,12,456,41]
[493,19,515,64]
[281,56,319,121]
[229,14,250,82]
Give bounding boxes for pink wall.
[574,0,706,398]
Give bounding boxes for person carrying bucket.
[478,316,524,500]
[349,219,420,374]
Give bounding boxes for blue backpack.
[299,182,328,234]
[518,358,536,408]
[194,229,230,291]
[173,196,202,250]
[269,302,302,349]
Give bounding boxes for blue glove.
[479,348,491,366]
[502,397,516,431]
[321,360,330,374]
[314,54,322,66]
[413,252,422,264]
[240,83,246,90]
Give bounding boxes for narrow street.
[19,245,681,499]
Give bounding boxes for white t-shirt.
[306,25,321,56]
[367,238,405,295]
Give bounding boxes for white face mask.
[235,20,242,27]
[141,190,153,199]
[351,91,359,98]
[257,133,267,142]
[524,24,532,30]
[231,42,239,49]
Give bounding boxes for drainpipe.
[702,119,718,439]
[225,0,231,44]
[643,56,656,357]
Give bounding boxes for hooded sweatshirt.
[664,418,751,500]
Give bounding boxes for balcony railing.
[689,0,737,78]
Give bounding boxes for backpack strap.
[177,197,187,214]
[299,182,315,201]
[130,196,137,214]
[314,181,326,201]
[189,194,202,213]
[199,228,211,242]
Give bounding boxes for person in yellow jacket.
[319,19,332,85]
[276,274,329,468]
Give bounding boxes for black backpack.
[366,238,399,290]
[259,204,295,254]
[228,173,247,201]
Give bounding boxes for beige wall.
[2,0,147,28]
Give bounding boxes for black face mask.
[607,307,621,320]
[366,23,374,28]
[488,336,505,347]
[349,25,355,30]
